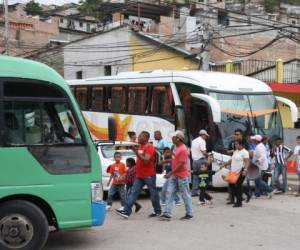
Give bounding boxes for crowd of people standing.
[108,128,300,221]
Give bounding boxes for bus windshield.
[209,92,282,150]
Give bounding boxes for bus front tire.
[0,200,49,250]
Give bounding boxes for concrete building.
[0,3,59,56]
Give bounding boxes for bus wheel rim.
[0,214,34,249]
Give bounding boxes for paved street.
[44,191,300,250]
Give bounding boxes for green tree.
[78,0,104,19]
[263,0,280,13]
[24,0,44,16]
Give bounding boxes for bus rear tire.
[0,200,49,250]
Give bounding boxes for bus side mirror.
[108,116,116,142]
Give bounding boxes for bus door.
[190,93,221,151]
[190,98,210,139]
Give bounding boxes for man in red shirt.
[115,131,161,219]
[160,130,193,221]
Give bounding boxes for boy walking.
[196,161,215,206]
[125,158,142,212]
[159,147,181,206]
[106,152,126,211]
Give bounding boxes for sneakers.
[180,214,193,220]
[246,193,252,203]
[135,204,142,213]
[161,203,166,206]
[114,209,129,219]
[148,212,161,218]
[268,191,274,199]
[197,201,206,206]
[233,203,242,208]
[273,189,282,194]
[106,205,112,211]
[159,214,172,221]
[295,192,300,197]
[175,201,182,206]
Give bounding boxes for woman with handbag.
[222,139,250,207]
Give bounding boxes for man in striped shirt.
[272,137,293,193]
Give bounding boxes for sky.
[7,0,80,5]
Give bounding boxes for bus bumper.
[91,201,106,226]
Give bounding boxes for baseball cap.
[171,130,185,141]
[250,135,262,142]
[199,129,210,137]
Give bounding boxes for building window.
[76,71,83,79]
[218,11,229,26]
[67,20,75,29]
[87,23,91,32]
[79,21,83,27]
[217,0,223,2]
[104,65,111,76]
[60,18,64,23]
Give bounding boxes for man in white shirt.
[191,130,209,196]
[251,135,273,198]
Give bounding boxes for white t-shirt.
[294,145,300,172]
[253,143,268,171]
[231,149,249,172]
[191,136,206,161]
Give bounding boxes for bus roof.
[68,70,272,93]
[0,56,66,88]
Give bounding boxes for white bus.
[68,70,298,187]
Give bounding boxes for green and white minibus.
[0,56,106,250]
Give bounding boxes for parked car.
[97,141,166,192]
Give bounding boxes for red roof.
[268,82,300,93]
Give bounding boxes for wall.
[63,27,132,80]
[129,33,199,71]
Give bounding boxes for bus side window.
[128,86,147,114]
[75,87,88,110]
[91,86,104,112]
[151,86,174,117]
[3,102,57,145]
[111,87,126,113]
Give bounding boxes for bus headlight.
[91,182,103,202]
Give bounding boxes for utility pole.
[200,0,210,71]
[137,1,141,31]
[3,0,9,55]
[201,23,211,71]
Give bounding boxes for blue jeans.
[191,159,203,195]
[272,163,287,192]
[107,184,126,206]
[255,171,273,197]
[124,176,161,215]
[164,176,193,217]
[161,178,180,204]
